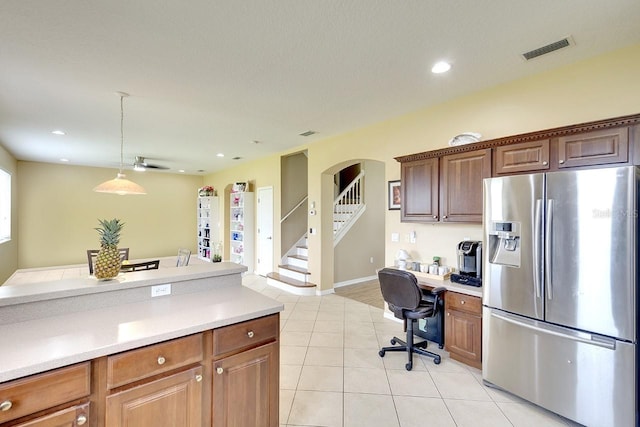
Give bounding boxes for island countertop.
[0,263,283,383]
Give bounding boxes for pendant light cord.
[119,94,124,174]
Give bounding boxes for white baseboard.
[333,275,377,288]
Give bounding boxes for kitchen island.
[0,262,283,426]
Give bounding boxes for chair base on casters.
[378,320,441,370]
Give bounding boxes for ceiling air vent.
[299,130,317,137]
[522,37,573,60]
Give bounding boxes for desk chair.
[176,248,191,267]
[87,248,129,275]
[377,268,446,370]
[120,260,160,272]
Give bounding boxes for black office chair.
[377,268,446,370]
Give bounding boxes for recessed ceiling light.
[216,153,224,157]
[60,158,69,162]
[431,61,451,74]
[178,169,185,173]
[52,130,65,135]
[232,156,242,160]
[251,140,260,144]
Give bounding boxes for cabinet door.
[106,367,203,427]
[440,149,491,223]
[444,308,482,369]
[557,127,628,168]
[13,403,89,427]
[212,342,278,427]
[400,158,439,222]
[494,139,550,175]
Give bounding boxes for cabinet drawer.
[213,314,278,357]
[0,363,90,424]
[107,333,203,389]
[445,292,482,315]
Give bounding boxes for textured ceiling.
[1,0,640,174]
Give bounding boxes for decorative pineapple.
[94,218,124,280]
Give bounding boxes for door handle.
[533,199,543,298]
[545,199,553,300]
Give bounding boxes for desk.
[384,267,484,368]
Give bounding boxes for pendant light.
[93,92,147,195]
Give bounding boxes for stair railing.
[281,196,308,223]
[333,170,365,243]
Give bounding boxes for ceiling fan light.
[133,163,146,172]
[93,173,147,195]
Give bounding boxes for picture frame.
[388,180,401,210]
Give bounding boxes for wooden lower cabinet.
[444,292,482,369]
[212,342,279,427]
[0,315,280,427]
[11,403,90,427]
[106,367,203,427]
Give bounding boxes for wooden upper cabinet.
[557,127,629,168]
[494,139,550,175]
[440,149,491,223]
[401,158,439,222]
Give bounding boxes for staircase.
[266,236,317,295]
[333,170,365,245]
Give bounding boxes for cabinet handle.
[0,400,12,411]
[461,300,465,304]
[76,414,88,425]
[195,374,203,382]
[217,367,224,375]
[559,159,565,164]
[247,331,255,338]
[542,161,548,166]
[157,356,166,365]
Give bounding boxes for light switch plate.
[391,233,399,242]
[151,284,172,297]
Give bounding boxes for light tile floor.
[242,275,582,427]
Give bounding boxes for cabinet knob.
[247,331,255,338]
[433,215,438,219]
[157,356,166,365]
[0,400,12,411]
[542,161,548,166]
[217,367,224,375]
[443,215,448,219]
[559,159,565,164]
[446,312,450,316]
[195,374,203,382]
[76,414,88,425]
[461,300,465,304]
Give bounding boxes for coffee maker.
[451,240,482,286]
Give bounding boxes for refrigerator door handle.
[545,199,553,300]
[533,199,543,298]
[490,311,616,350]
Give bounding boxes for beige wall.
[334,160,385,283]
[0,145,18,283]
[208,43,640,290]
[16,162,203,268]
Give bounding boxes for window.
[0,168,10,243]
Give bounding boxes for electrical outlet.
[151,284,171,297]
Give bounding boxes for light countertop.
[0,283,283,383]
[391,268,483,298]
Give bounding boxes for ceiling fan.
[133,156,169,171]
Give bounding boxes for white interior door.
[256,187,274,276]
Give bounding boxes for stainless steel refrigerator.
[483,166,638,427]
